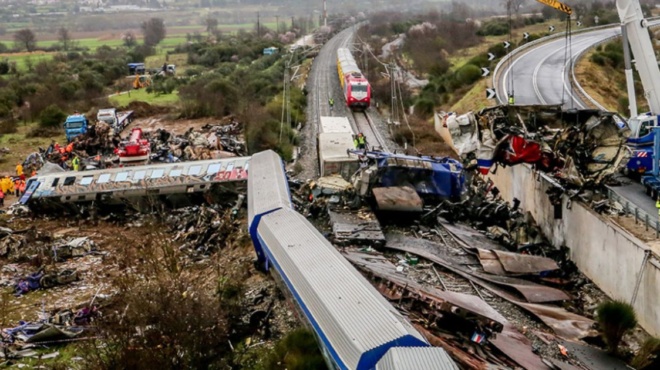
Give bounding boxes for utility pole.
[323,0,327,27]
[280,61,291,143]
[257,12,260,37]
[389,61,399,126]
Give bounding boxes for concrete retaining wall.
[487,164,660,337]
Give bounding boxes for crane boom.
[535,0,572,15]
[616,0,660,114]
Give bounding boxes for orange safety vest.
[66,143,74,153]
[19,180,26,193]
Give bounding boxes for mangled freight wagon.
[435,105,629,190]
[349,151,466,212]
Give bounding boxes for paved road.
[498,25,620,108]
[496,23,660,220]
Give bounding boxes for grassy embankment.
[0,122,66,174]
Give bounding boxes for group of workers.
[0,166,27,206]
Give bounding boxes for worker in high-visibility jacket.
[656,198,660,221]
[508,94,515,105]
[0,177,7,194]
[16,163,23,177]
[7,178,14,196]
[72,156,81,171]
[354,132,367,150]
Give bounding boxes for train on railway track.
[337,48,371,110]
[247,150,458,370]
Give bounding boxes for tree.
[39,104,66,128]
[141,18,166,47]
[205,18,218,35]
[502,0,526,13]
[123,31,137,47]
[14,29,36,52]
[58,27,72,51]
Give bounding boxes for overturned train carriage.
[23,157,250,212]
[247,150,458,370]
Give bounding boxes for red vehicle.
[117,128,150,164]
[336,48,371,110]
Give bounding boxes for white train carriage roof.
[247,151,292,226]
[375,347,459,370]
[337,47,362,76]
[255,208,428,369]
[28,157,250,200]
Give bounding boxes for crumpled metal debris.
[436,105,629,196]
[165,203,244,257]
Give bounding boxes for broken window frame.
[150,169,165,179]
[169,169,183,177]
[97,174,111,184]
[187,165,202,176]
[79,176,94,186]
[133,170,146,180]
[114,172,130,182]
[207,163,222,176]
[63,177,76,186]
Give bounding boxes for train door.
[19,180,40,204]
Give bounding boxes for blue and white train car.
[247,150,458,370]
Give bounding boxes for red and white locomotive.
[336,48,371,110]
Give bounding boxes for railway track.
[353,111,389,151]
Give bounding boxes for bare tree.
[123,31,137,47]
[502,0,526,13]
[14,28,36,52]
[141,18,166,47]
[57,27,72,51]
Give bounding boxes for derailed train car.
[247,150,458,370]
[22,157,250,212]
[435,105,629,188]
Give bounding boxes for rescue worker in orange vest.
[0,188,4,207]
[14,178,21,197]
[66,142,74,153]
[31,169,37,177]
[18,179,26,195]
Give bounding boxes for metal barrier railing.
[607,188,660,237]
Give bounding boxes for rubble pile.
[146,120,246,163]
[165,201,245,258]
[437,105,629,198]
[30,118,247,173]
[296,163,643,369]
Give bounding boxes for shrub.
[591,53,606,66]
[596,300,637,354]
[0,120,17,135]
[477,20,509,36]
[631,337,660,369]
[262,329,325,370]
[456,64,482,86]
[39,104,67,128]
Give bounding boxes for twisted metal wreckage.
[435,105,630,200]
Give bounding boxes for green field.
[110,89,180,107]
